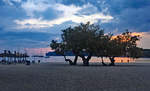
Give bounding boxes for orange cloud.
[131,32,143,36]
[111,32,143,40]
[25,48,54,56]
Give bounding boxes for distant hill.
[45,51,88,56]
[142,49,150,58]
[45,49,150,58]
[45,52,61,56]
[45,51,75,56]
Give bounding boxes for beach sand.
[0,62,150,91]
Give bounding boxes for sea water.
[28,56,150,63]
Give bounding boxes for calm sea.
[28,56,150,63]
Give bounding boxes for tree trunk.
[65,59,73,65]
[73,55,78,65]
[83,54,92,66]
[79,53,92,66]
[109,57,115,66]
[80,56,89,66]
[63,55,72,65]
[83,59,89,66]
[63,55,67,60]
[64,55,79,65]
[101,57,107,66]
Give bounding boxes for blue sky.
[0,0,150,54]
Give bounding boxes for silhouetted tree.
[62,22,106,66]
[93,30,109,66]
[106,30,142,66]
[50,23,142,66]
[51,22,104,66]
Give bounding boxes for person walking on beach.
[26,60,30,65]
[38,60,40,64]
[121,60,123,63]
[127,60,129,63]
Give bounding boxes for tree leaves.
[50,22,143,66]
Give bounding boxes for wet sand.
[0,62,150,91]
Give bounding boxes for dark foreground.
[0,62,150,91]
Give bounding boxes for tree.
[93,30,109,66]
[61,22,104,66]
[50,23,142,66]
[127,46,143,60]
[106,30,142,66]
[50,40,74,65]
[50,22,104,66]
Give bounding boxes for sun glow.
[111,32,143,42]
[25,48,54,56]
[89,57,135,63]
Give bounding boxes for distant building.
[142,49,150,58]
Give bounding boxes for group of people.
[0,59,26,64]
[0,59,41,65]
[26,60,41,65]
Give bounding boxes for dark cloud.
[59,0,150,33]
[0,0,150,49]
[0,0,5,6]
[103,0,150,14]
[102,1,150,33]
[0,30,58,49]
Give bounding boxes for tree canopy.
[50,22,143,66]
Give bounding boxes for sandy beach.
[0,62,150,91]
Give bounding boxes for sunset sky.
[0,0,150,55]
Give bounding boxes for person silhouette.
[38,60,40,64]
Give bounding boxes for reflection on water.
[28,56,150,63]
